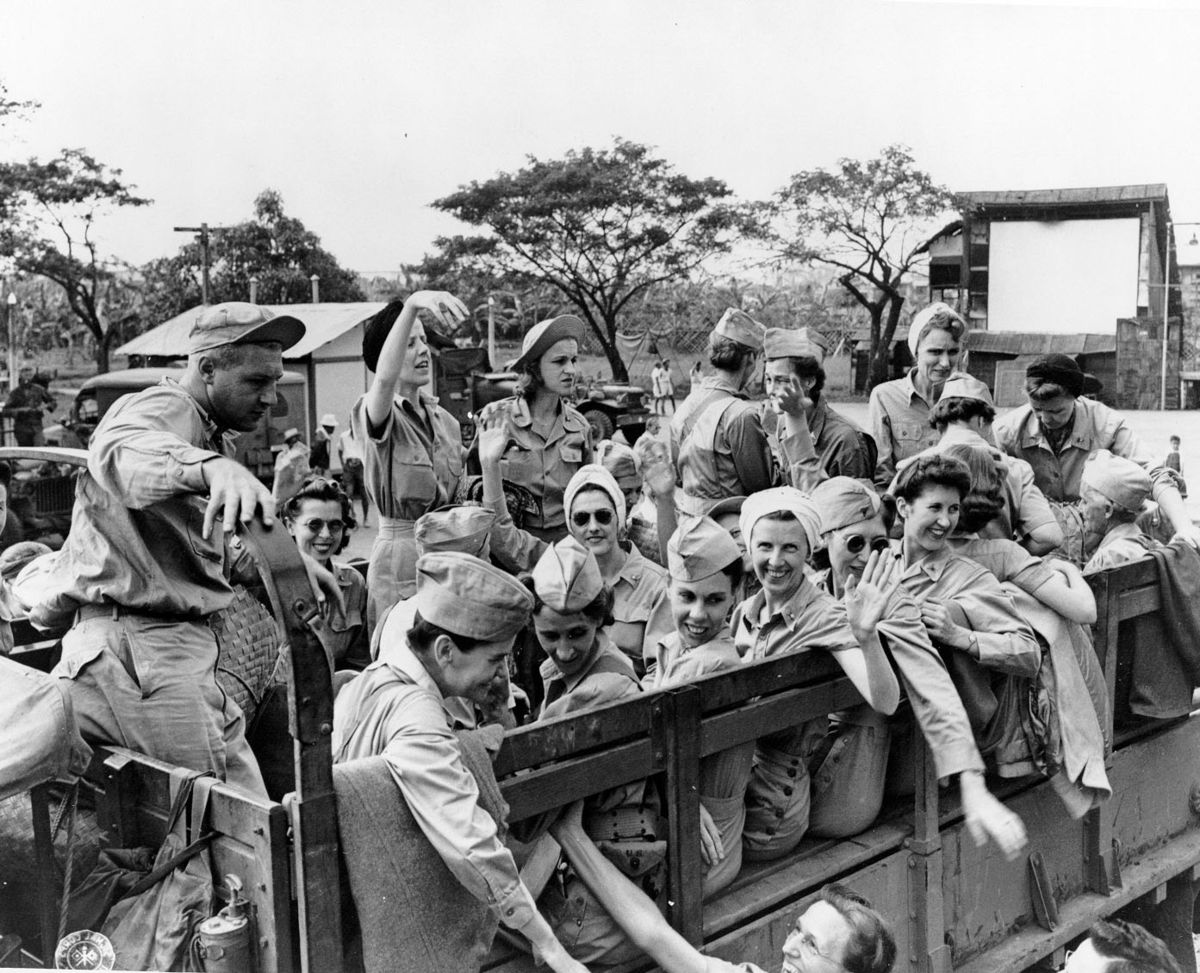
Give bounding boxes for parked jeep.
[43,367,308,482]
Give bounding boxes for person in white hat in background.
[868,302,970,490]
[34,301,314,797]
[732,487,901,860]
[332,552,588,973]
[1080,450,1160,575]
[670,308,775,516]
[350,292,471,634]
[644,516,755,897]
[523,536,659,968]
[762,326,877,485]
[473,314,593,543]
[310,412,337,476]
[272,425,311,507]
[892,373,1063,556]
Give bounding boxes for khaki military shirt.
[994,397,1177,504]
[35,379,239,621]
[868,369,943,488]
[331,644,539,932]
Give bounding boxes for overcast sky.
[5,0,1200,277]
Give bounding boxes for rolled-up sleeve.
[946,574,1042,677]
[381,693,539,931]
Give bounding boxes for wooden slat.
[501,739,655,821]
[658,687,704,945]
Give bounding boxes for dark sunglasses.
[572,508,615,528]
[845,534,890,555]
[302,518,346,535]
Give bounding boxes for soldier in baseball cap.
[189,301,305,355]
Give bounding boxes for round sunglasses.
[844,534,891,556]
[571,508,615,528]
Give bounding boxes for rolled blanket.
[334,728,508,973]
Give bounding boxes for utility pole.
[173,222,221,305]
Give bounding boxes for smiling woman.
[867,302,969,489]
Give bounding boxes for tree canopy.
[771,144,960,388]
[140,189,365,326]
[0,146,151,371]
[431,137,760,380]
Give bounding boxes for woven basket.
[209,585,283,724]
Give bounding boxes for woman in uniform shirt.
[868,302,969,489]
[283,475,368,671]
[527,537,660,967]
[644,516,755,896]
[474,315,593,543]
[477,423,672,677]
[351,292,470,632]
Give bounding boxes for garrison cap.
[514,315,586,371]
[811,477,884,535]
[763,327,827,366]
[413,552,533,641]
[937,374,993,406]
[740,487,821,553]
[597,441,641,492]
[414,506,496,559]
[532,536,604,614]
[667,516,743,583]
[1082,449,1153,514]
[189,302,305,355]
[712,308,766,352]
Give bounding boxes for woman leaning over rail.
[809,476,1027,858]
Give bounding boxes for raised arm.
[837,550,902,714]
[363,291,467,432]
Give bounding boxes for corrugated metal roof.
[115,302,387,360]
[961,185,1168,208]
[966,331,1115,355]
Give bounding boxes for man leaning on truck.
[32,302,306,798]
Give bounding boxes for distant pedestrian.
[689,360,703,388]
[272,427,311,507]
[1165,434,1187,498]
[4,366,56,447]
[339,424,370,526]
[651,359,671,416]
[311,413,337,475]
[662,359,676,413]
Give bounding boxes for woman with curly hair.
[473,315,593,543]
[282,475,368,671]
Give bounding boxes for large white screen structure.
[987,218,1141,334]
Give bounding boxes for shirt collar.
[380,641,443,701]
[616,546,649,586]
[161,376,225,450]
[703,374,745,397]
[901,546,952,583]
[1018,400,1093,452]
[540,631,618,694]
[740,578,821,635]
[900,369,928,406]
[1097,522,1145,549]
[808,399,829,439]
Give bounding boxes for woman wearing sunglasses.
[476,432,672,678]
[282,475,368,671]
[809,477,1027,857]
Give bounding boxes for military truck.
[2,446,1198,972]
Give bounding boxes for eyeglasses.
[572,508,615,528]
[790,928,844,969]
[845,534,891,556]
[302,518,346,535]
